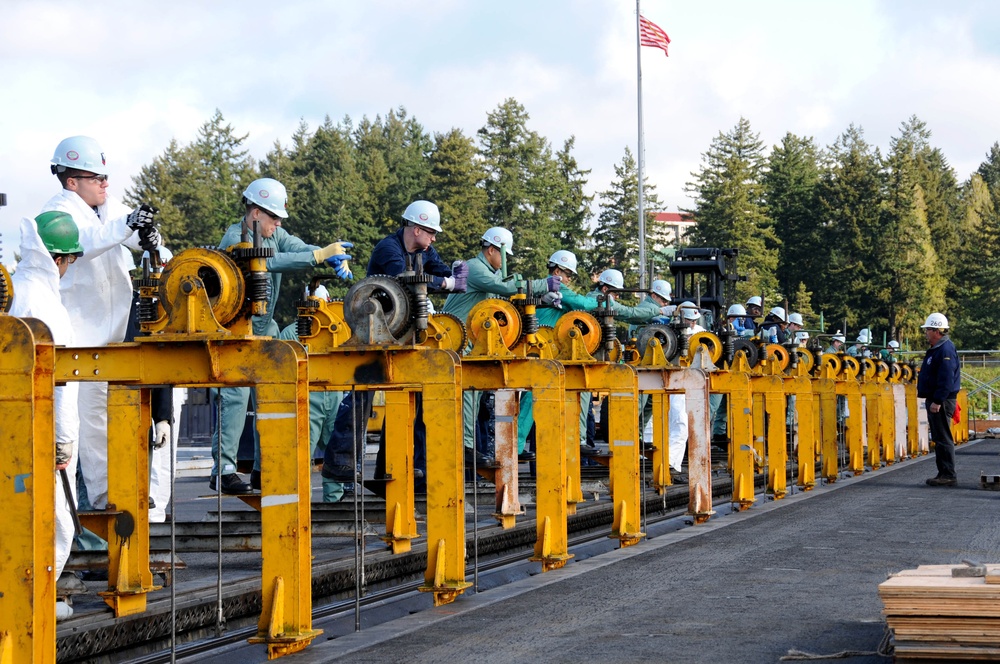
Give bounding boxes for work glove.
[659,305,675,317]
[55,442,73,469]
[313,241,353,264]
[451,260,468,292]
[540,291,563,309]
[326,255,353,280]
[652,316,671,325]
[126,204,157,231]
[546,275,562,293]
[153,421,170,450]
[138,225,161,252]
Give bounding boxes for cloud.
[2,0,1000,265]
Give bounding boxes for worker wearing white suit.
[11,212,86,620]
[41,136,164,511]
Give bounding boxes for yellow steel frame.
[0,316,57,664]
[710,353,755,510]
[784,357,817,491]
[814,355,840,483]
[635,338,716,523]
[304,348,469,605]
[53,340,318,657]
[750,357,788,499]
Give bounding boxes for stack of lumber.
[879,564,1000,660]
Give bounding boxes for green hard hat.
[35,211,84,256]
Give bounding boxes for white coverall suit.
[10,217,80,579]
[41,189,146,509]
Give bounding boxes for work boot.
[56,600,74,621]
[321,464,357,482]
[251,470,261,491]
[580,444,600,458]
[148,496,156,509]
[209,473,252,494]
[518,450,536,462]
[464,448,496,467]
[925,476,957,486]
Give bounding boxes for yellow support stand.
[0,316,56,664]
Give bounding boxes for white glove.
[660,305,675,317]
[540,291,563,309]
[153,421,170,449]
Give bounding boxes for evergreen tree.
[763,133,821,299]
[125,110,258,250]
[477,98,567,276]
[813,125,882,329]
[790,282,817,330]
[685,117,778,301]
[876,124,942,338]
[426,128,488,263]
[552,136,594,276]
[953,173,1000,348]
[590,147,661,288]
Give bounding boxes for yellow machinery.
[550,307,642,546]
[296,266,469,605]
[631,323,717,523]
[461,293,571,569]
[781,343,819,492]
[1,233,321,660]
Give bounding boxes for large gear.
[552,310,602,356]
[634,324,678,361]
[0,263,14,313]
[422,312,467,353]
[343,275,414,342]
[466,297,522,349]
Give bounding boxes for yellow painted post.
[383,390,418,553]
[789,377,816,490]
[606,364,642,546]
[409,349,469,605]
[101,386,158,616]
[564,389,584,514]
[710,369,754,510]
[251,340,320,658]
[862,383,881,469]
[0,317,55,664]
[879,383,896,465]
[765,384,788,499]
[520,364,570,570]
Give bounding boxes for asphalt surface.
[281,438,1000,664]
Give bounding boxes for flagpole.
[635,0,647,290]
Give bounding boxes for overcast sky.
[2,0,999,266]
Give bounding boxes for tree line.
[126,103,1000,349]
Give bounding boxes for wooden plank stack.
[879,564,1000,660]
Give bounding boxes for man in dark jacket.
[916,312,961,486]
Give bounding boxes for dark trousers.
[927,398,957,479]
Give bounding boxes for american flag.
[639,15,671,57]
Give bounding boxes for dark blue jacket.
[916,335,961,404]
[368,228,452,288]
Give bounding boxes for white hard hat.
[746,296,763,307]
[548,249,578,275]
[856,328,870,344]
[681,303,701,321]
[768,306,786,322]
[795,331,809,343]
[243,178,288,218]
[650,279,672,300]
[832,330,846,343]
[788,312,803,326]
[727,303,747,317]
[403,200,442,233]
[142,246,173,263]
[481,227,514,256]
[51,135,109,176]
[888,340,900,349]
[598,269,624,290]
[920,312,949,329]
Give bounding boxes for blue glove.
[325,254,353,280]
[546,275,562,292]
[451,260,468,292]
[652,316,671,324]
